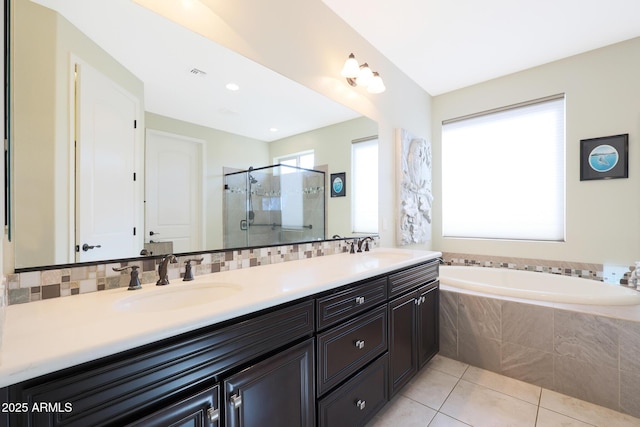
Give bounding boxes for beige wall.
[432,37,640,265]
[270,116,378,238]
[135,0,433,249]
[145,112,271,249]
[11,0,144,269]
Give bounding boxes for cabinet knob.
[355,296,365,305]
[356,399,366,410]
[354,340,365,349]
[230,393,242,409]
[207,407,220,423]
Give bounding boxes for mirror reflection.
[11,0,378,269]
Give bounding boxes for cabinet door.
[417,283,439,368]
[224,339,315,427]
[127,385,220,427]
[388,292,418,397]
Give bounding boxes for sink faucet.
[112,265,141,290]
[357,236,374,252]
[156,254,178,286]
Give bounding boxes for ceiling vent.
[189,67,207,77]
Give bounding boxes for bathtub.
[439,265,640,305]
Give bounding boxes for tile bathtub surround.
[442,252,605,281]
[7,238,375,305]
[439,289,640,418]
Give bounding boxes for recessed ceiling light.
[269,127,279,132]
[225,83,240,91]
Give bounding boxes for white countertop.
[0,248,441,388]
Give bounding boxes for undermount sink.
[114,282,242,313]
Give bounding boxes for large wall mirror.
[10,0,378,270]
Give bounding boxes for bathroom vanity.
[0,249,440,426]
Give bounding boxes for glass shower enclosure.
[223,164,325,248]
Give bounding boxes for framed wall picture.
[330,172,346,197]
[580,134,628,181]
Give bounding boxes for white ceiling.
[31,0,361,142]
[28,0,640,139]
[323,0,640,95]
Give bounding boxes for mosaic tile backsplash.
[442,252,606,281]
[8,239,374,306]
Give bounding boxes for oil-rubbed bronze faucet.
[357,236,374,252]
[112,265,141,290]
[156,255,178,286]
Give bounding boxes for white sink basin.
[362,249,413,261]
[114,283,242,313]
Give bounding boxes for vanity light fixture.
[341,53,386,94]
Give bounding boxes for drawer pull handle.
[355,296,365,305]
[230,393,242,409]
[355,340,365,349]
[356,399,366,410]
[207,407,220,423]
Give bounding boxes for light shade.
[367,72,385,94]
[341,53,360,78]
[355,63,373,87]
[341,54,385,93]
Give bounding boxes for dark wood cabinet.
[417,284,439,368]
[316,305,387,395]
[224,338,315,427]
[388,290,418,396]
[388,280,439,397]
[126,385,220,427]
[317,354,389,427]
[5,300,314,427]
[2,259,440,427]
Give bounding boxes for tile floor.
[366,355,640,427]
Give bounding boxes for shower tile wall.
[7,238,369,306]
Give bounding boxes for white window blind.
[352,137,378,233]
[442,95,565,241]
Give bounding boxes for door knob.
[82,243,102,251]
[149,231,159,236]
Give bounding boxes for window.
[441,95,565,241]
[352,137,378,233]
[274,150,314,174]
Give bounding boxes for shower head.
[247,166,258,184]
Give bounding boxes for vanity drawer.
[318,354,389,427]
[317,305,387,395]
[388,260,439,298]
[316,276,387,330]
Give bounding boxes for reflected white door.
[76,62,139,262]
[145,130,203,253]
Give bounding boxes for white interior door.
[76,61,139,262]
[145,130,204,253]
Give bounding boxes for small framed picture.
[580,134,628,181]
[330,172,346,197]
